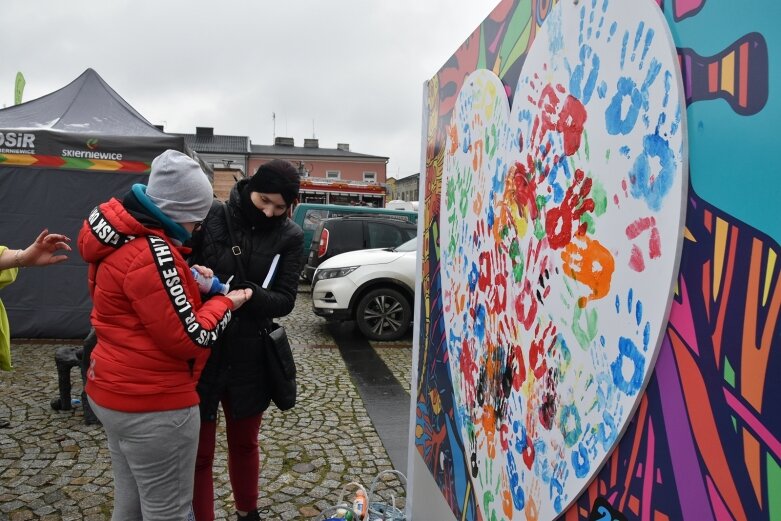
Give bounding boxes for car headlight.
[313,266,358,284]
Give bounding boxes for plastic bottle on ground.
[352,489,368,520]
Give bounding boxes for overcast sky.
[1,1,495,178]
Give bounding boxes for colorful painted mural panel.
[412,0,779,519]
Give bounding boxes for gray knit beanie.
[146,150,213,223]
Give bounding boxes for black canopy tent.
[0,68,209,338]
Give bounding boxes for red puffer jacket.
[78,198,234,413]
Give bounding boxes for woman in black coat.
[190,160,304,521]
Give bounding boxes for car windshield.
[393,238,418,252]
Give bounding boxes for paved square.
[0,292,409,520]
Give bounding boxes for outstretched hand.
[226,287,253,310]
[20,229,72,267]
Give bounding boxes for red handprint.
[532,82,588,157]
[545,168,596,250]
[625,216,662,272]
[512,155,541,221]
[528,321,557,381]
[514,278,538,331]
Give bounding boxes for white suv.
[311,238,417,340]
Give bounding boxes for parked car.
[301,215,417,283]
[385,199,418,211]
[312,238,417,340]
[292,203,417,264]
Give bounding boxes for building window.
[326,170,341,180]
[363,171,376,183]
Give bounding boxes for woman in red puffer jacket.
[78,149,252,521]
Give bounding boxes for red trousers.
[193,399,263,521]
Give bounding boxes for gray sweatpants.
[88,397,199,521]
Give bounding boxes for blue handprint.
[629,129,677,211]
[566,0,610,105]
[610,288,650,395]
[605,21,661,136]
[629,69,682,211]
[571,441,591,478]
[603,17,682,211]
[506,451,526,510]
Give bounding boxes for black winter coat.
[189,180,304,420]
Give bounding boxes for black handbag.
[264,323,297,410]
[222,204,297,411]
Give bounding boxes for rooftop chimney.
[196,127,214,137]
[336,143,350,151]
[275,137,295,146]
[304,138,319,148]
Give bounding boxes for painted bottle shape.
[352,489,368,520]
[190,268,230,295]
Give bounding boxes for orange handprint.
[561,233,615,308]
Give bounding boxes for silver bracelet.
[14,249,24,268]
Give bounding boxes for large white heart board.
[439,0,687,517]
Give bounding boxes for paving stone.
[8,510,34,521]
[299,505,321,518]
[0,502,23,514]
[292,462,316,474]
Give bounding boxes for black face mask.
[239,186,286,230]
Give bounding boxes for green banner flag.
[14,72,25,105]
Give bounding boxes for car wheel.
[355,288,411,341]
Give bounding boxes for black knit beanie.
[247,159,300,206]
